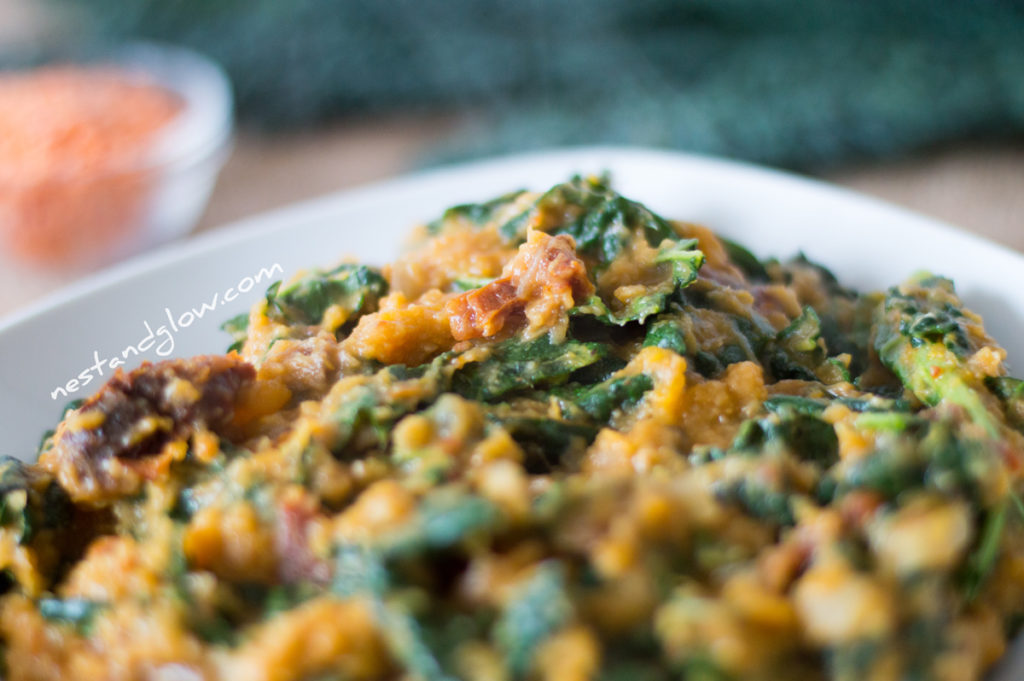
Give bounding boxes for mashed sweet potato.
[3,176,1024,681]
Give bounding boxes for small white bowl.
[0,42,233,267]
[101,42,234,257]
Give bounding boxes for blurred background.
[0,0,1022,317]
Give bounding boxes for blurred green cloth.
[56,0,1024,169]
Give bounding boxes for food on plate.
[3,175,1024,680]
[0,66,182,265]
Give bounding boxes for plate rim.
[2,144,1020,336]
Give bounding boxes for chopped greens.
[221,312,249,353]
[494,561,573,676]
[452,335,609,402]
[12,177,1024,681]
[38,597,103,635]
[265,263,387,327]
[574,238,705,325]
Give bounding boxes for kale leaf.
[452,335,609,402]
[266,263,387,327]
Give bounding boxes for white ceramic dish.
[0,42,232,267]
[0,146,1022,676]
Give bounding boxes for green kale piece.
[643,318,687,356]
[0,458,32,496]
[729,409,839,468]
[761,395,828,416]
[378,602,456,681]
[836,417,1003,503]
[653,239,704,290]
[265,263,387,327]
[262,582,321,618]
[332,546,455,681]
[471,177,704,325]
[963,499,1009,601]
[495,416,600,473]
[332,544,390,598]
[986,376,1024,433]
[0,458,71,547]
[767,306,826,382]
[220,312,249,353]
[38,597,103,635]
[427,190,529,234]
[708,400,841,524]
[332,357,451,456]
[713,473,796,526]
[452,335,609,402]
[719,236,769,282]
[499,176,672,266]
[673,300,845,383]
[552,374,654,423]
[574,238,705,326]
[494,561,573,676]
[832,395,912,414]
[451,275,496,292]
[771,255,871,380]
[330,385,392,455]
[382,490,502,560]
[874,274,1004,437]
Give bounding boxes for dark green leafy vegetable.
[963,500,1008,601]
[720,236,768,282]
[383,491,502,559]
[498,176,673,269]
[330,385,392,455]
[768,306,825,381]
[453,335,609,402]
[377,600,456,681]
[0,457,32,497]
[761,395,827,416]
[495,561,573,676]
[266,264,387,327]
[38,598,103,635]
[552,374,654,422]
[714,474,795,526]
[332,546,455,681]
[837,418,1002,503]
[874,274,1003,437]
[643,318,688,355]
[263,582,321,618]
[332,544,390,598]
[729,410,839,467]
[428,190,528,234]
[987,376,1024,433]
[0,458,71,547]
[574,239,705,326]
[332,357,451,456]
[220,312,249,353]
[451,275,496,292]
[495,416,599,473]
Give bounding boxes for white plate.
[1,146,1023,676]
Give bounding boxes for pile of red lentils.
[0,67,182,266]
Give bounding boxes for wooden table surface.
[1,116,1022,320]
